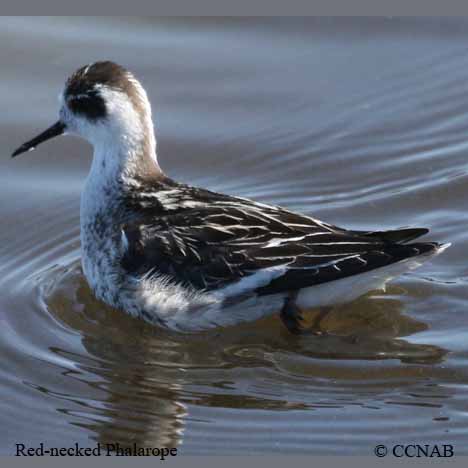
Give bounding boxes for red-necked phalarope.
[12,61,450,333]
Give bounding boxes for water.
[0,17,467,455]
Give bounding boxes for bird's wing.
[120,184,438,296]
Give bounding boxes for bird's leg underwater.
[280,292,331,336]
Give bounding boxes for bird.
[11,61,450,334]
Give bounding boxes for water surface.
[0,17,467,455]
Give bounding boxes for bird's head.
[12,61,156,159]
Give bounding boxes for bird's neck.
[81,134,164,225]
[89,129,163,187]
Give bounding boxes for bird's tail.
[360,227,429,244]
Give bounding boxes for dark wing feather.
[354,227,429,244]
[121,183,439,295]
[255,242,437,295]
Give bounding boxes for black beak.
[11,121,66,158]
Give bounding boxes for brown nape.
[133,149,166,183]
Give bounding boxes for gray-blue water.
[0,17,466,455]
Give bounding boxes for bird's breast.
[80,181,125,306]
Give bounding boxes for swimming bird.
[11,61,449,333]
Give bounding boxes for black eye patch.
[67,91,107,121]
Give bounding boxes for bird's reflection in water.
[280,293,447,365]
[44,263,447,449]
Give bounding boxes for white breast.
[80,156,123,305]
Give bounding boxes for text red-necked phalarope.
[12,61,450,333]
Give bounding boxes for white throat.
[84,85,161,189]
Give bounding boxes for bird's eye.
[67,92,106,121]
